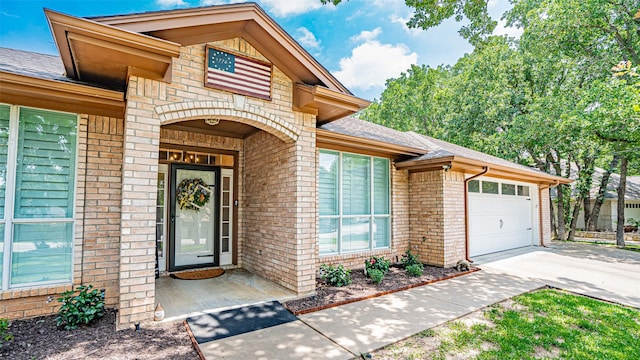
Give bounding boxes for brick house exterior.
[0,4,569,328]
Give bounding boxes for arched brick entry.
[155,100,300,142]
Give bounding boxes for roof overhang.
[295,85,370,123]
[90,3,350,95]
[396,155,572,185]
[0,71,125,118]
[45,9,181,90]
[317,128,425,158]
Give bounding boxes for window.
[0,105,78,290]
[482,181,499,194]
[502,183,516,195]
[319,150,391,255]
[517,185,530,197]
[468,180,480,193]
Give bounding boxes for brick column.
[118,77,161,328]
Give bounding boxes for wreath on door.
[177,178,212,211]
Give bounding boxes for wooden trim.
[294,84,370,122]
[0,71,124,118]
[316,129,425,158]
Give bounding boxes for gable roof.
[319,117,570,185]
[43,3,368,122]
[567,164,640,200]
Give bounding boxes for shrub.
[401,249,421,268]
[56,285,105,330]
[367,268,385,284]
[320,264,352,287]
[365,256,390,276]
[406,263,424,277]
[0,318,13,347]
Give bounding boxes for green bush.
[320,264,352,287]
[368,268,385,284]
[406,263,424,277]
[365,256,390,275]
[401,249,421,268]
[0,318,13,347]
[56,285,105,330]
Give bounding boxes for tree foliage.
[352,0,640,241]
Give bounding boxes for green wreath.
[177,178,212,211]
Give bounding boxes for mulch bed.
[0,309,199,360]
[284,264,478,315]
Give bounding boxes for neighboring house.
[0,3,568,328]
[575,170,640,231]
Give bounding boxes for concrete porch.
[154,268,298,322]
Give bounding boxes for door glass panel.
[156,171,166,271]
[174,169,216,267]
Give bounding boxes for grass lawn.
[372,289,640,359]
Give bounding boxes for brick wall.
[409,170,466,267]
[540,187,551,245]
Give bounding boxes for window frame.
[0,104,79,290]
[318,149,391,256]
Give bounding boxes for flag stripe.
[208,69,271,92]
[206,48,272,99]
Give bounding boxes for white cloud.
[156,0,188,8]
[390,14,422,36]
[493,19,523,38]
[334,29,418,92]
[350,27,382,43]
[295,27,321,49]
[259,0,328,17]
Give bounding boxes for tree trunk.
[551,156,566,241]
[583,197,591,229]
[567,199,583,241]
[550,195,557,239]
[588,155,620,231]
[616,156,628,247]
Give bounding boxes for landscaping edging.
[575,230,640,241]
[284,267,481,316]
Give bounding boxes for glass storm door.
[169,164,219,271]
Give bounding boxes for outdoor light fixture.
[442,164,451,172]
[205,118,221,126]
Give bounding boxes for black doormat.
[185,301,298,343]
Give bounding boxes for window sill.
[0,283,73,301]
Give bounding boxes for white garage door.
[468,179,533,257]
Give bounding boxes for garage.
[468,178,536,257]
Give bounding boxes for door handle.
[499,219,503,228]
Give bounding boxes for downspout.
[464,166,489,263]
[538,180,560,247]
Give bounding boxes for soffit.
[45,9,181,91]
[0,71,124,118]
[162,119,257,139]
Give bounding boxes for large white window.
[319,150,391,255]
[0,104,78,290]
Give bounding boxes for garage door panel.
[468,186,533,257]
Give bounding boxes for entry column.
[118,77,162,328]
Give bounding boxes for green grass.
[375,289,640,359]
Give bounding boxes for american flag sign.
[206,47,272,100]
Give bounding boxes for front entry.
[169,164,220,271]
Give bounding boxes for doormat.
[185,301,298,343]
[170,268,225,280]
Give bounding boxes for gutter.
[538,180,560,247]
[463,166,489,263]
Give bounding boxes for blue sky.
[0,0,519,100]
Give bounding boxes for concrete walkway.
[196,241,640,359]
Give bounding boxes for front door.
[169,164,219,271]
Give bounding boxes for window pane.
[468,180,480,193]
[15,108,77,218]
[518,185,530,196]
[319,218,338,254]
[373,158,390,215]
[0,105,9,219]
[373,217,390,248]
[502,183,516,195]
[342,154,370,215]
[482,181,499,194]
[11,222,73,285]
[342,217,370,252]
[319,151,339,216]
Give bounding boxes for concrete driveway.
[474,240,640,308]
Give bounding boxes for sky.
[0,0,520,101]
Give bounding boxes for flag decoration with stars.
[206,47,272,100]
